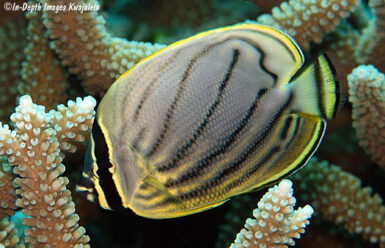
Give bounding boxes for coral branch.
[0,157,17,219]
[0,19,27,123]
[51,97,96,154]
[328,0,385,72]
[0,216,25,248]
[0,95,95,247]
[347,65,385,167]
[365,0,385,71]
[38,0,165,96]
[230,179,313,248]
[327,19,360,69]
[216,195,255,248]
[18,2,69,109]
[291,158,385,247]
[257,0,360,50]
[370,0,385,29]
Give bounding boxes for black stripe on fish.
[162,93,294,204]
[234,36,278,84]
[174,146,281,203]
[279,115,293,140]
[332,80,341,118]
[321,54,340,118]
[258,88,268,98]
[145,42,225,157]
[257,49,277,84]
[139,184,149,190]
[210,92,294,182]
[314,58,326,117]
[135,191,161,200]
[284,116,300,148]
[97,166,124,211]
[225,145,281,191]
[137,196,181,210]
[246,29,301,63]
[157,48,240,172]
[248,119,326,191]
[92,119,110,165]
[133,30,281,125]
[147,37,277,159]
[92,119,124,211]
[165,87,268,187]
[145,60,195,157]
[132,48,187,122]
[131,127,146,151]
[132,82,159,123]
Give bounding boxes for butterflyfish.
[76,23,341,219]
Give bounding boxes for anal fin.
[253,113,326,190]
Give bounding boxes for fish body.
[77,23,340,219]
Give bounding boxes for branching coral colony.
[0,95,95,247]
[1,0,385,247]
[230,180,314,248]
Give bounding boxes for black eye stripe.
[97,165,111,176]
[91,118,112,167]
[91,118,124,210]
[96,166,110,176]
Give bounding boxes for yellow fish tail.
[290,54,342,119]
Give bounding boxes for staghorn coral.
[38,0,165,96]
[327,0,385,72]
[0,216,25,248]
[256,0,360,50]
[0,18,27,123]
[364,0,385,71]
[347,0,385,69]
[0,95,95,247]
[327,18,361,70]
[115,0,216,29]
[230,179,313,248]
[50,97,95,155]
[108,0,259,44]
[371,0,385,28]
[353,14,379,65]
[291,158,385,247]
[347,65,385,167]
[18,1,69,109]
[0,157,17,219]
[216,195,256,248]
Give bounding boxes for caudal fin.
[290,54,342,119]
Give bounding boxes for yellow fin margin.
[250,113,326,191]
